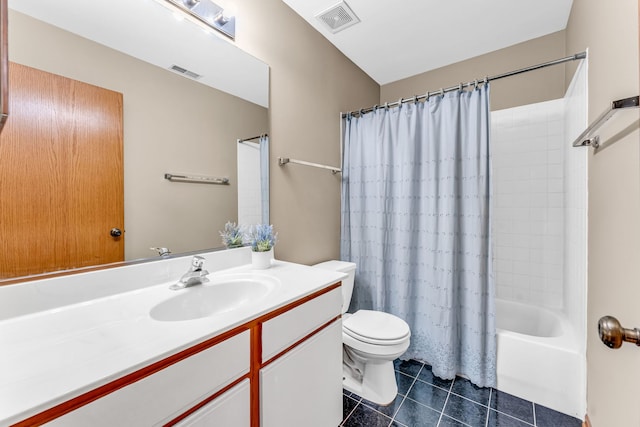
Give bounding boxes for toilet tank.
[312,260,356,314]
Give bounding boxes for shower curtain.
[340,86,496,387]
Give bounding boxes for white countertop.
[0,257,345,425]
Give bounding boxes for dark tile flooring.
[341,359,582,427]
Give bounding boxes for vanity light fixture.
[162,0,235,39]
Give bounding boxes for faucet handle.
[191,256,205,270]
[150,247,171,256]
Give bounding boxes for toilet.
[313,260,411,405]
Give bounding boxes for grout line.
[440,412,475,427]
[402,395,450,415]
[435,375,455,426]
[449,390,492,408]
[488,408,536,427]
[346,362,546,427]
[388,364,423,426]
[484,388,492,427]
[413,376,455,394]
[342,394,360,425]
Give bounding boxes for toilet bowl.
[313,260,411,405]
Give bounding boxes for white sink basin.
[150,274,279,321]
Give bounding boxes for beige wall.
[232,0,380,264]
[381,31,567,111]
[566,1,640,426]
[9,10,268,261]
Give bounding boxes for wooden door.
[0,62,123,278]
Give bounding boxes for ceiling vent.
[315,1,360,34]
[168,64,202,80]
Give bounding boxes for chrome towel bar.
[572,95,639,148]
[164,173,230,185]
[278,157,341,174]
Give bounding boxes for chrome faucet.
[151,247,172,257]
[170,256,210,290]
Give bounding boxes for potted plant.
[247,224,277,269]
[219,221,244,249]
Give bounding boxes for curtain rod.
[342,51,587,118]
[237,133,268,143]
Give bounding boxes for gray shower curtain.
[341,86,496,387]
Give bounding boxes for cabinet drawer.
[175,379,250,427]
[261,287,341,362]
[46,330,250,426]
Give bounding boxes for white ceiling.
[282,0,574,85]
[9,0,269,107]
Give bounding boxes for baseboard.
[583,414,592,427]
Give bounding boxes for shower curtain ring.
[440,88,444,97]
[474,79,478,90]
[459,83,463,92]
[398,98,403,108]
[414,95,418,104]
[384,102,389,109]
[484,76,488,85]
[359,108,364,116]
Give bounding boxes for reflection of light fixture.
[182,0,200,8]
[213,11,229,26]
[163,0,235,39]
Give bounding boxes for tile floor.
[341,359,582,427]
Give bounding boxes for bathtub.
[495,299,585,419]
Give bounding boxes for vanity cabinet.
[46,331,250,426]
[15,282,342,427]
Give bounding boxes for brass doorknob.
[598,316,640,349]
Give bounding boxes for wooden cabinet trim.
[163,374,251,427]
[261,315,342,369]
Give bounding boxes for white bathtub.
[495,299,585,419]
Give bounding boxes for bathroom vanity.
[0,248,344,426]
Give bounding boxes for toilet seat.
[343,310,411,346]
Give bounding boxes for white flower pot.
[251,248,273,269]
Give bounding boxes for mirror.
[2,0,269,280]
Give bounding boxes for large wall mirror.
[1,0,269,280]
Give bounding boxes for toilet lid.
[343,310,410,345]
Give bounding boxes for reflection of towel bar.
[278,157,341,174]
[164,173,230,185]
[572,95,639,148]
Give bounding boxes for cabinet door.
[46,331,250,426]
[260,320,342,427]
[175,379,250,427]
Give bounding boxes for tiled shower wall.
[491,99,566,309]
[491,61,588,320]
[237,141,263,226]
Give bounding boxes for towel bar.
[164,173,230,185]
[572,95,639,148]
